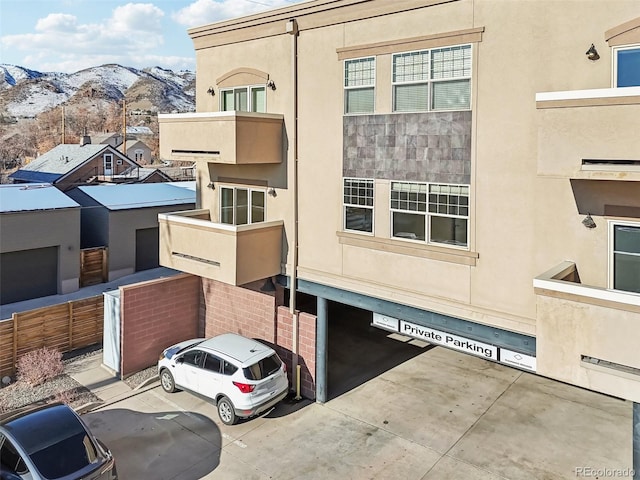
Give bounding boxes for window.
[220,187,265,225]
[181,350,204,367]
[343,178,374,233]
[610,222,640,294]
[391,182,469,247]
[0,435,30,477]
[203,354,222,373]
[344,57,375,114]
[393,45,471,112]
[243,354,282,380]
[223,360,238,376]
[221,85,266,112]
[614,46,640,87]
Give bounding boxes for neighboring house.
[66,182,195,281]
[0,184,80,305]
[123,139,152,164]
[91,133,153,163]
[126,126,153,136]
[133,167,173,183]
[9,140,141,191]
[157,0,640,423]
[90,133,123,149]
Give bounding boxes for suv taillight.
[233,381,255,394]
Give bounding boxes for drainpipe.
[286,18,301,401]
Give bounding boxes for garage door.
[0,246,58,305]
[135,227,159,272]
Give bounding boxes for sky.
[0,0,307,73]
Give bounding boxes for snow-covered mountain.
[0,64,195,118]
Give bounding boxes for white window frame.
[390,181,470,249]
[219,186,266,225]
[343,178,374,234]
[608,220,640,294]
[612,44,640,88]
[392,44,472,113]
[220,84,266,112]
[344,56,376,115]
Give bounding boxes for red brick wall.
[201,278,277,342]
[276,307,317,400]
[201,278,317,400]
[120,274,200,377]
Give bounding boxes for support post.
[316,296,328,403]
[634,402,639,480]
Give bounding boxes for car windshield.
[29,431,99,478]
[243,354,282,380]
[166,340,204,359]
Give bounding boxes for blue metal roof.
[76,183,195,210]
[8,170,63,183]
[0,184,80,213]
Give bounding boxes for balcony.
[536,86,640,180]
[158,111,284,164]
[158,209,283,286]
[534,261,640,402]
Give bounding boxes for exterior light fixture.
[266,80,276,91]
[582,213,596,229]
[207,182,215,189]
[268,187,277,197]
[586,44,600,61]
[207,86,215,96]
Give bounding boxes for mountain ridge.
[0,64,196,118]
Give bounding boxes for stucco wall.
[0,208,80,295]
[108,204,195,280]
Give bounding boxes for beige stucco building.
[158,0,640,411]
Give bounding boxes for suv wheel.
[160,369,176,393]
[217,396,237,425]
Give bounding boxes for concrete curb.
[135,376,159,390]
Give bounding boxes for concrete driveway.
[83,344,632,480]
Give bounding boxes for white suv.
[158,334,289,425]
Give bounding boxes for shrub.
[53,389,77,405]
[16,347,64,387]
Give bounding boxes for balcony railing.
[158,209,283,286]
[536,86,640,180]
[158,111,284,164]
[534,261,640,402]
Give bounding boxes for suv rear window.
[243,354,282,380]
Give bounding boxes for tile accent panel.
[343,111,471,184]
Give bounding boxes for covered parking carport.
[293,279,537,403]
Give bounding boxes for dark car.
[0,402,117,480]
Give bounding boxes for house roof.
[166,181,196,191]
[90,133,121,144]
[76,182,195,210]
[0,184,80,213]
[117,167,172,182]
[9,144,109,183]
[124,139,149,150]
[127,126,153,135]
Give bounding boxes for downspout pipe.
[286,18,301,401]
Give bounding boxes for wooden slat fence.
[80,247,108,287]
[0,295,104,379]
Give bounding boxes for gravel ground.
[123,365,158,389]
[0,345,157,413]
